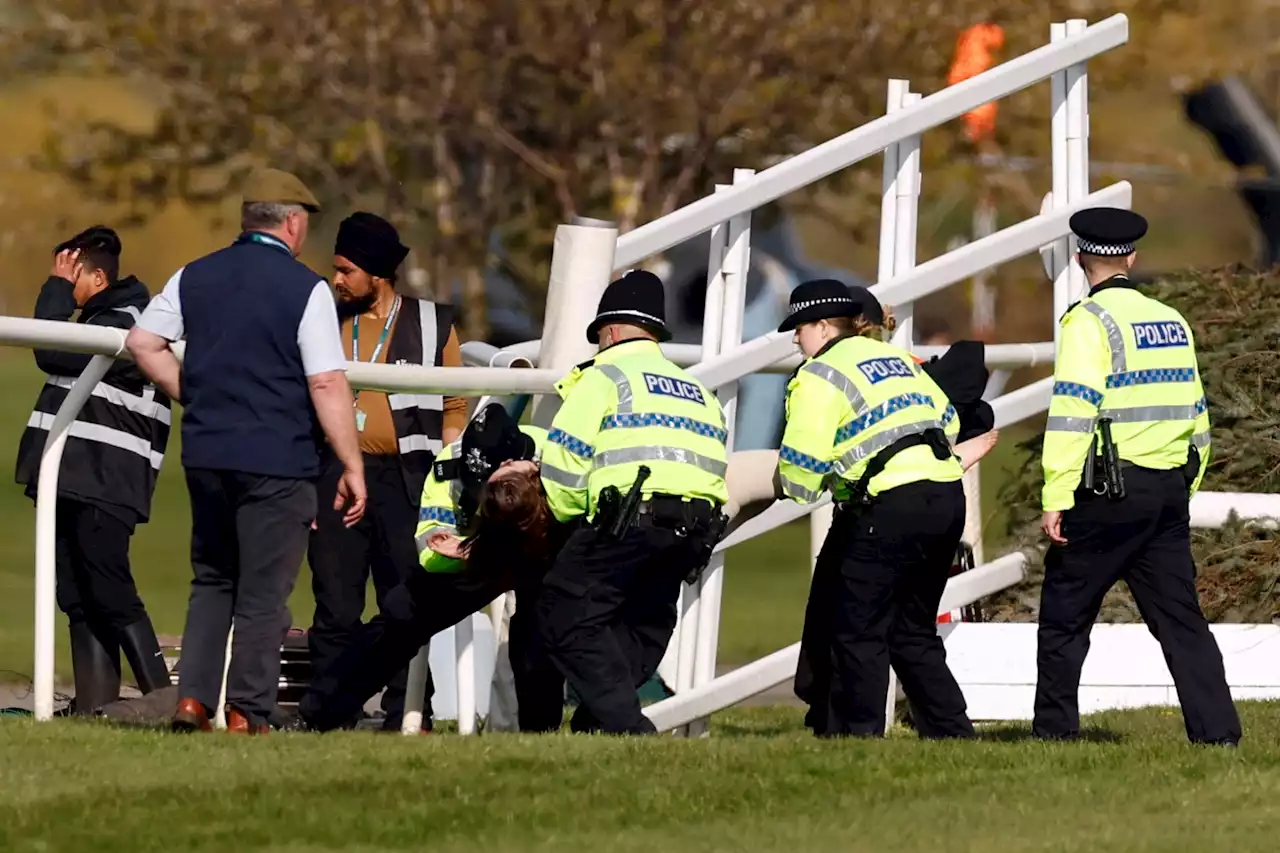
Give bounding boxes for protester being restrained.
[15,226,171,713]
[294,403,567,733]
[308,211,466,732]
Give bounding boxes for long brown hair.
[461,468,553,583]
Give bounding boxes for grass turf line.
[0,702,1275,852]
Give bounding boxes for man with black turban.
[308,211,467,732]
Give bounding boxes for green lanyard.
[351,295,401,406]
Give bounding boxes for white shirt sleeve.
[137,268,186,341]
[297,280,348,376]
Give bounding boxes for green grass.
[0,702,1276,852]
[0,351,1027,681]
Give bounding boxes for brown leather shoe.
[172,698,213,733]
[226,707,270,735]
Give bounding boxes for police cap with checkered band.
[1070,207,1148,257]
[440,402,536,534]
[587,269,672,345]
[778,279,879,333]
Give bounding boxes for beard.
[336,291,376,321]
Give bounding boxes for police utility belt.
[835,427,952,511]
[593,465,729,583]
[1080,417,1200,501]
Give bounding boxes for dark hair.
[55,226,121,285]
[461,470,553,584]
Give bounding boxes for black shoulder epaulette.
[433,458,461,481]
[575,357,596,370]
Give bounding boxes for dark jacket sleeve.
[32,278,141,383]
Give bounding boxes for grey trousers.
[178,468,316,726]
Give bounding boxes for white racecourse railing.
[15,13,1279,730]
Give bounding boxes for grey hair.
[240,202,306,231]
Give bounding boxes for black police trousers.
[1034,467,1241,744]
[796,479,974,739]
[536,506,719,735]
[308,454,429,730]
[298,567,565,733]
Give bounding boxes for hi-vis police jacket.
[778,335,963,504]
[414,425,548,573]
[540,339,729,523]
[1042,276,1210,512]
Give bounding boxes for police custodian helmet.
[586,270,672,344]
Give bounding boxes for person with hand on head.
[307,211,465,733]
[1035,207,1239,746]
[126,168,366,735]
[777,279,976,740]
[294,402,567,734]
[15,226,172,713]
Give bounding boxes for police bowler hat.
[587,270,672,345]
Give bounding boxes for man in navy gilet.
[127,168,368,734]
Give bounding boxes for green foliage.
[990,268,1280,623]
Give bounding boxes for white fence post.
[886,85,924,730]
[1065,18,1091,305]
[689,168,754,736]
[34,354,115,720]
[673,187,731,735]
[1050,22,1071,340]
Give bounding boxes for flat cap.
[1070,207,1147,256]
[242,168,320,212]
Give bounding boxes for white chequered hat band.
[788,296,855,315]
[1077,238,1134,256]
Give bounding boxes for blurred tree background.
[1,0,1277,342]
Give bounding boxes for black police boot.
[68,622,121,715]
[119,617,172,694]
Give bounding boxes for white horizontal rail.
[1191,492,1280,528]
[643,552,1027,732]
[500,339,1056,375]
[0,316,558,396]
[690,182,1132,391]
[459,340,535,369]
[613,15,1128,268]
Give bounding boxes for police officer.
[536,270,728,735]
[778,279,974,739]
[1036,207,1240,745]
[295,403,564,732]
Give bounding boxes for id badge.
[355,408,367,432]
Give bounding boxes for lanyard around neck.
[351,296,402,402]
[237,231,293,256]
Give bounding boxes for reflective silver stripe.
[398,434,443,454]
[1192,432,1211,448]
[388,393,443,412]
[1046,415,1096,434]
[801,362,867,414]
[44,375,171,425]
[1082,302,1127,374]
[1099,404,1202,423]
[592,445,727,477]
[780,477,822,503]
[541,463,588,489]
[419,300,438,368]
[835,419,940,472]
[26,412,163,469]
[596,364,634,414]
